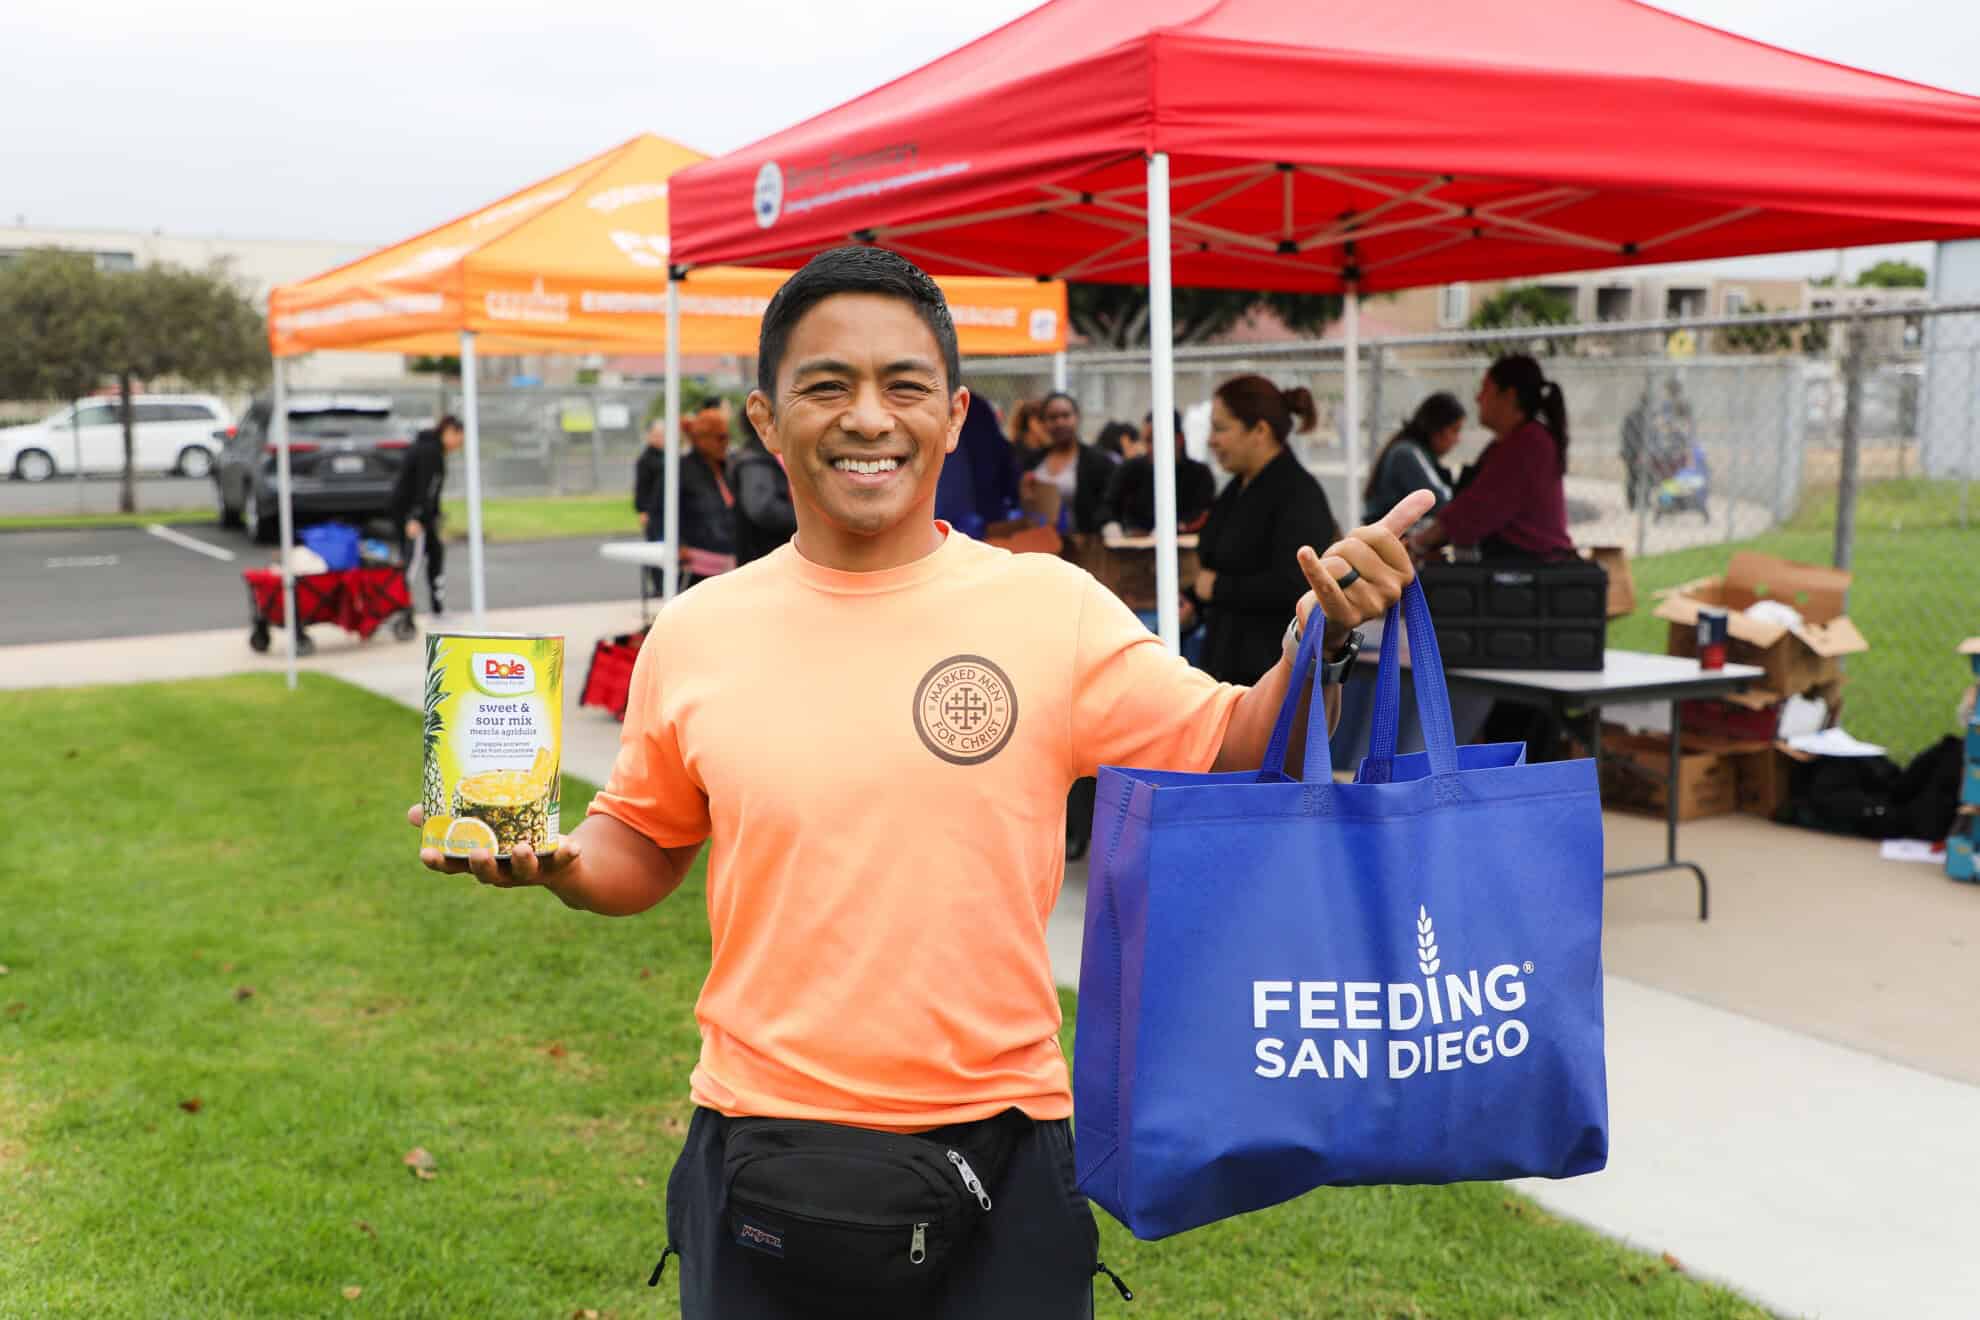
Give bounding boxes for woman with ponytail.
[1362,391,1464,527]
[1410,353,1575,562]
[1188,373,1342,684]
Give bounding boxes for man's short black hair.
[693,396,726,414]
[756,246,960,400]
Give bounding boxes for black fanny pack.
[719,1110,1019,1304]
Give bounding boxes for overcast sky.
[7,0,1976,280]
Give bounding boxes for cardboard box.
[1062,533,1200,613]
[1579,545,1637,620]
[1655,552,1868,699]
[1675,732,1812,819]
[1597,726,1740,821]
[1680,677,1844,743]
[1961,638,1980,678]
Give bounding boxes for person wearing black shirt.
[388,414,462,615]
[1017,391,1117,533]
[729,421,797,566]
[1189,376,1341,685]
[1099,408,1217,535]
[633,400,738,592]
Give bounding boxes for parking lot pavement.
[0,522,640,646]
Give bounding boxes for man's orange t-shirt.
[589,525,1245,1128]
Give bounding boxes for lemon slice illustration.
[444,816,500,855]
[419,813,455,851]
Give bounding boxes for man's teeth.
[835,458,900,475]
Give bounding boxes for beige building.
[0,223,409,389]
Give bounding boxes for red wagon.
[241,565,416,655]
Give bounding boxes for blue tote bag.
[1073,579,1608,1240]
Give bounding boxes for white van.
[1,394,234,481]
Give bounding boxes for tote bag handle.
[1257,604,1341,784]
[1363,578,1462,781]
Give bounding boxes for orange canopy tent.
[259,134,1066,670]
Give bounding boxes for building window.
[1723,287,1748,316]
[1665,288,1706,319]
[94,251,137,272]
[1596,287,1632,322]
[1438,284,1470,328]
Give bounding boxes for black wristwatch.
[1317,627,1364,685]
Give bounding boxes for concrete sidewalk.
[12,617,1980,1317]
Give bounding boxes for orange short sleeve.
[587,625,712,849]
[1070,576,1245,779]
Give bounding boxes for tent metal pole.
[1052,349,1068,392]
[1342,281,1361,529]
[273,355,297,691]
[1147,151,1180,652]
[460,330,488,623]
[663,274,682,602]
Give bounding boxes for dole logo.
[472,651,534,695]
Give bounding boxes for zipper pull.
[647,1245,675,1287]
[909,1222,928,1265]
[947,1149,994,1211]
[1095,1260,1135,1301]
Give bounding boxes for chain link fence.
[970,303,1979,760]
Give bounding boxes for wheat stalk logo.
[1417,905,1440,976]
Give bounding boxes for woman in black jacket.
[1188,375,1340,685]
[1362,392,1463,527]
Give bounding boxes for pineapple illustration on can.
[418,632,564,858]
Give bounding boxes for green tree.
[408,354,460,416]
[0,251,119,476]
[0,249,269,510]
[1715,300,1797,354]
[1853,259,1927,289]
[1463,285,1577,356]
[1067,284,1343,349]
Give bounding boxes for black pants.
[664,1107,1100,1319]
[403,524,445,614]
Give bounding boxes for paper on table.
[1787,727,1887,758]
[1879,839,1946,864]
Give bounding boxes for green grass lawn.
[0,507,213,531]
[1608,478,1975,761]
[2,674,1766,1318]
[439,492,635,544]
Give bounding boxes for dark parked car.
[214,395,413,543]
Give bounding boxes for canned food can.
[418,632,564,858]
[1696,606,1729,671]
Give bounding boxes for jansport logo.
[472,652,534,695]
[1251,906,1532,1081]
[753,161,784,229]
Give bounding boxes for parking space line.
[145,523,236,563]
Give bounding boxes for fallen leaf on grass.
[403,1147,438,1180]
[179,1098,203,1114]
[343,1285,363,1300]
[570,1310,601,1319]
[1662,1252,1684,1272]
[355,1220,377,1240]
[544,1042,567,1059]
[233,986,255,1002]
[0,965,10,976]
[638,968,651,979]
[4,1002,25,1018]
[221,962,236,973]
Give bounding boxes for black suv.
[214,395,415,543]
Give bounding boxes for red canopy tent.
[669,0,1980,647]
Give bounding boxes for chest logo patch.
[913,655,1019,765]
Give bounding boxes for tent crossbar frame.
[1636,205,1764,251]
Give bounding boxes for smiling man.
[411,246,1429,1318]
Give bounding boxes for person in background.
[1007,398,1049,454]
[1362,392,1463,529]
[1408,354,1574,563]
[729,414,797,566]
[390,413,463,616]
[934,392,1023,538]
[1018,391,1116,533]
[1094,420,1138,458]
[1099,408,1217,536]
[1189,376,1340,684]
[634,399,739,592]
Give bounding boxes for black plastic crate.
[1418,559,1609,671]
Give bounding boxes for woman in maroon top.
[1411,354,1574,562]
